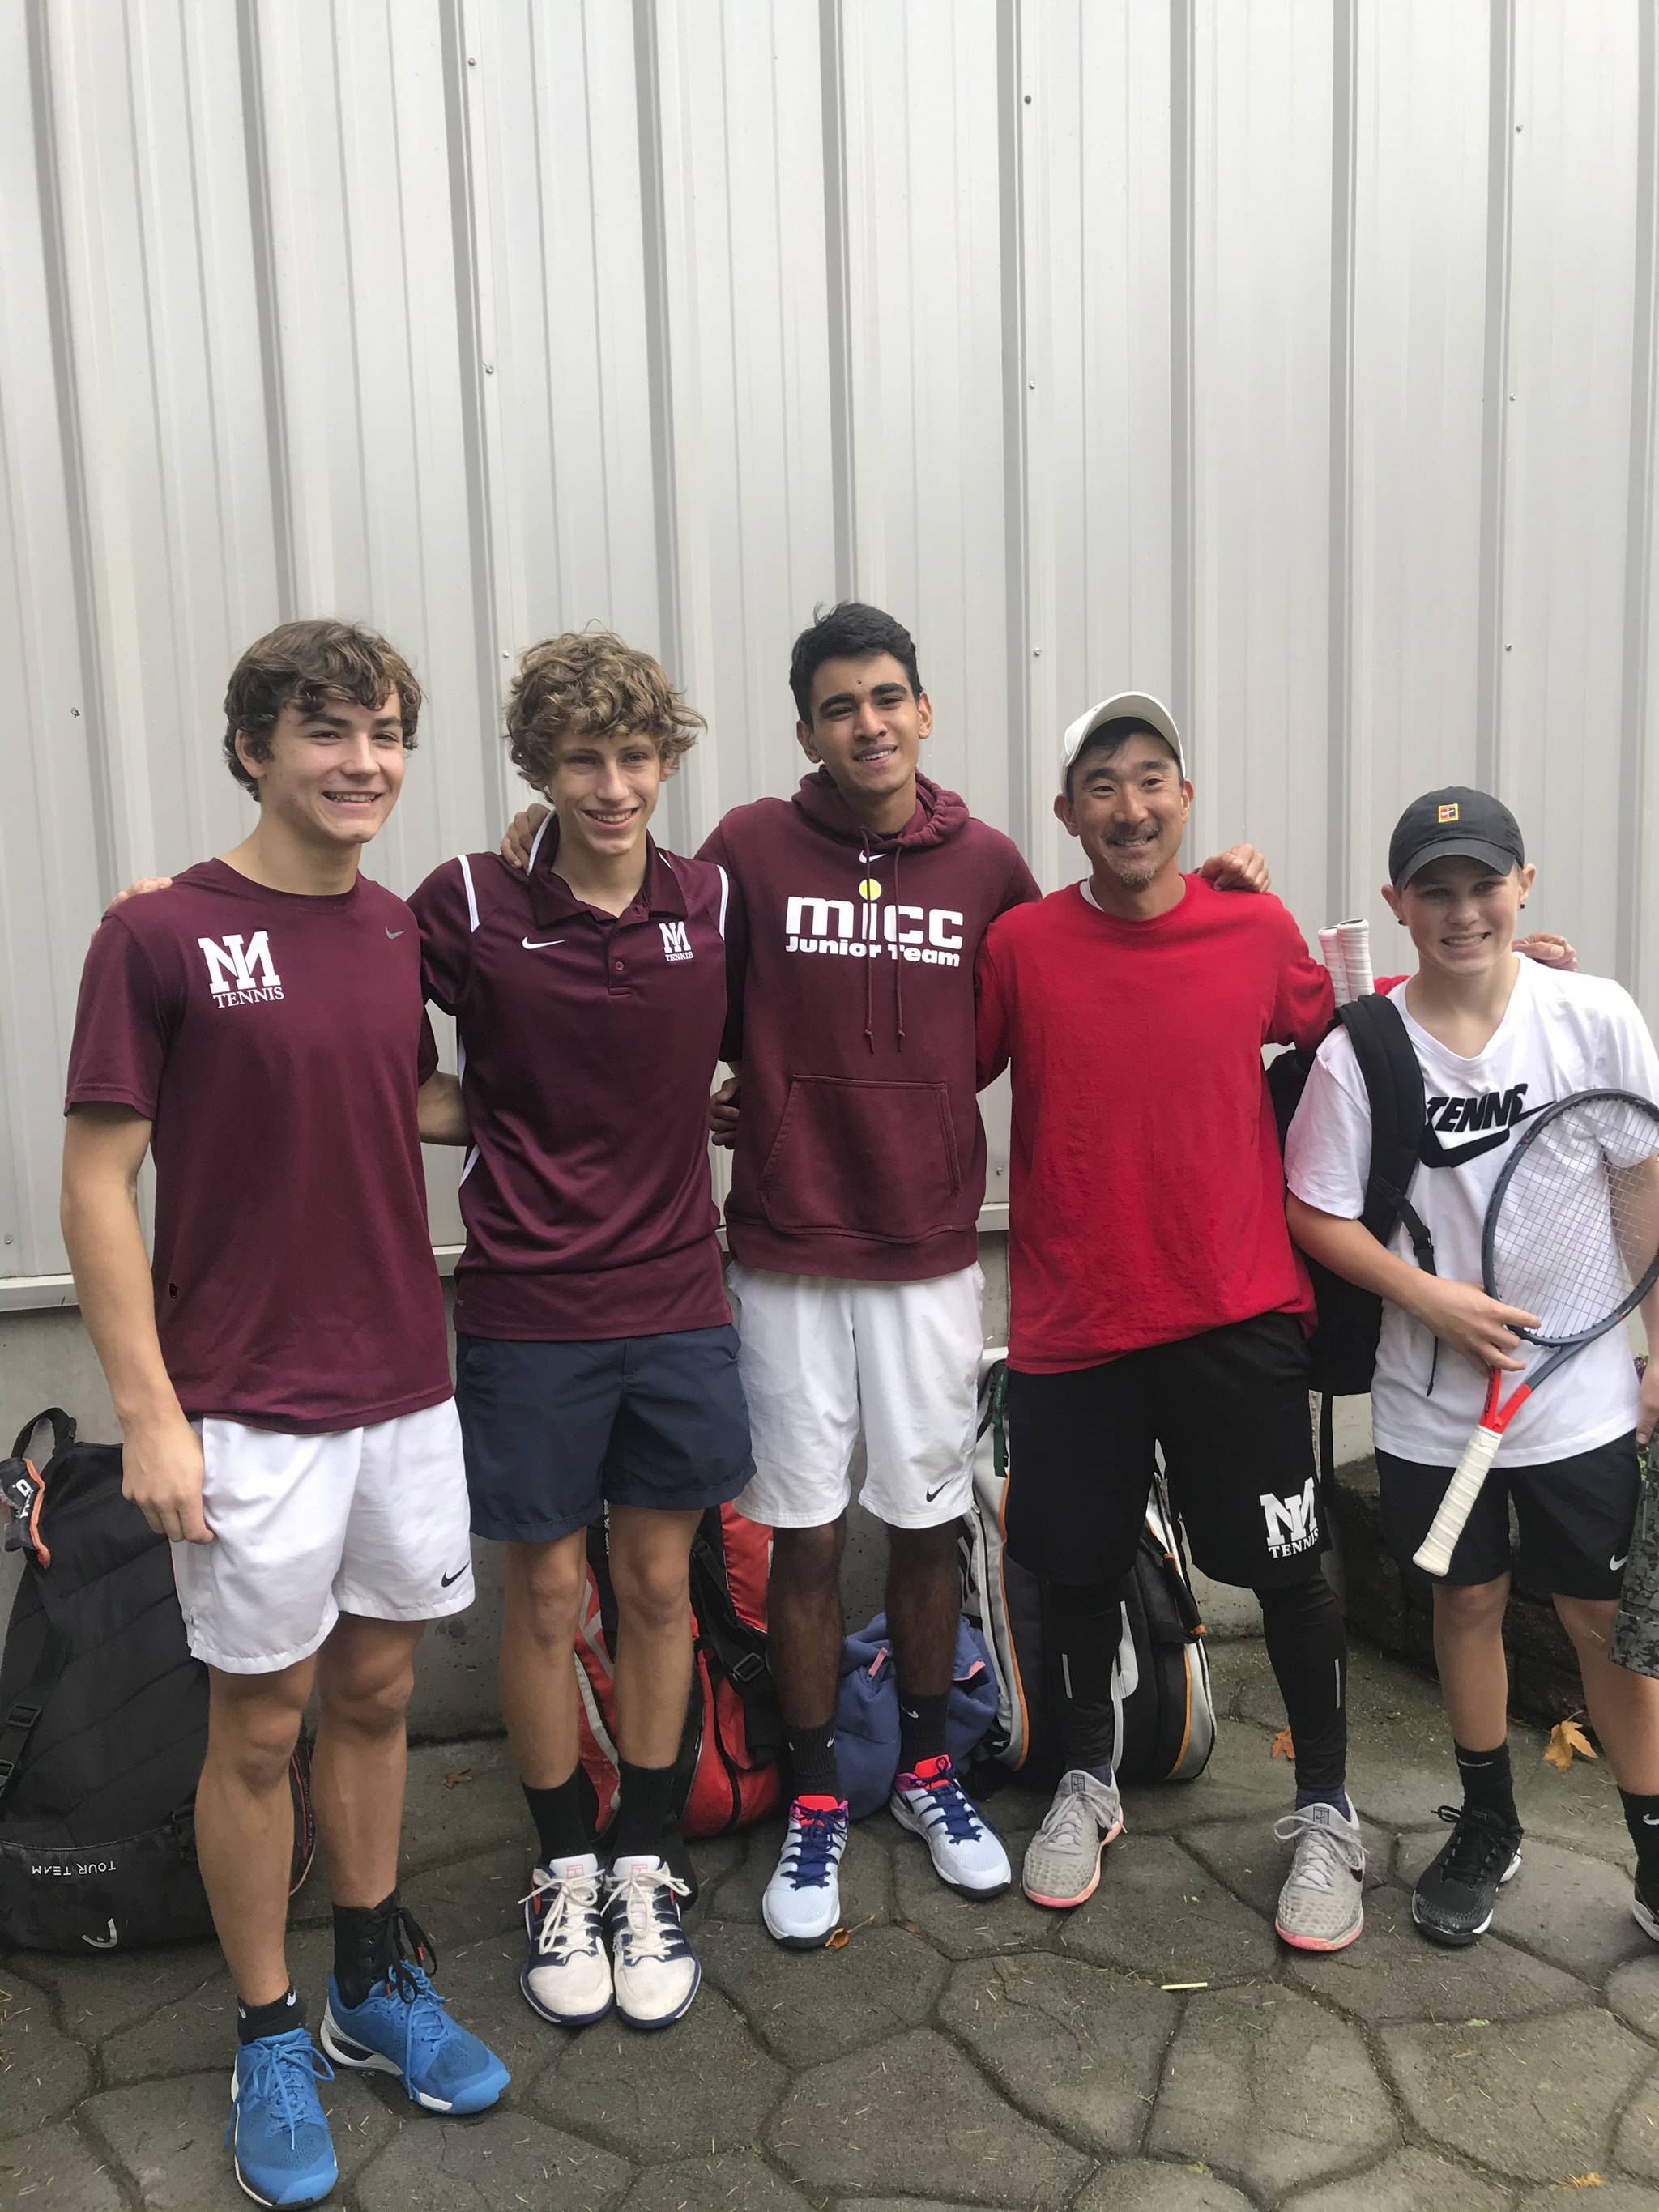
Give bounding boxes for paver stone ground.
[0,1975,92,2135]
[699,1920,948,2064]
[1054,1834,1280,1984]
[534,1983,786,2162]
[353,2107,633,2212]
[1284,1881,1589,2021]
[1280,2144,1515,2210]
[0,2120,124,2211]
[1069,2159,1256,2212]
[621,2149,816,2212]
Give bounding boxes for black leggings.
[1051,1567,1347,1794]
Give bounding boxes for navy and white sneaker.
[319,1906,509,2113]
[603,1854,700,2028]
[889,1754,1011,1897]
[521,1852,612,2026]
[225,2027,336,2208]
[762,1796,851,1947]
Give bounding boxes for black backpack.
[1267,993,1435,1470]
[0,1409,313,1951]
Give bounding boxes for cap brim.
[1394,836,1520,889]
[1061,691,1186,782]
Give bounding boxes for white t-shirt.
[1283,957,1659,1467]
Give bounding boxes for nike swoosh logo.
[925,1483,950,1502]
[440,1566,468,1588]
[1643,1814,1659,1826]
[522,937,564,950]
[1612,1554,1631,1571]
[1421,1099,1551,1170]
[385,928,404,939]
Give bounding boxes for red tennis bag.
[574,1503,783,1838]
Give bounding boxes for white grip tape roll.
[1319,927,1351,1006]
[1413,1424,1503,1576]
[1337,919,1373,998]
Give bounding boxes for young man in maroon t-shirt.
[64,622,506,2207]
[975,696,1366,1952]
[412,633,750,2035]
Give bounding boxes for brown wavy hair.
[505,630,705,789]
[224,620,422,797]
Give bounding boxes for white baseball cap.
[1060,692,1186,786]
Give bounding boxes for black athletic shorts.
[1004,1311,1323,1591]
[456,1325,753,1544]
[1375,1434,1640,1600]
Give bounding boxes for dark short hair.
[223,620,422,797]
[788,602,922,723]
[1064,717,1180,799]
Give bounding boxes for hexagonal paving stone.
[0,1975,92,2136]
[769,2027,1088,2206]
[100,1923,334,2087]
[1056,1835,1278,1985]
[708,1819,892,1930]
[890,1848,1057,1962]
[0,2120,124,2211]
[10,1938,223,2047]
[940,1954,1177,2156]
[404,1840,534,1950]
[1285,1882,1589,2020]
[1281,2146,1512,2210]
[1606,1960,1659,2044]
[699,1921,947,2065]
[1176,1809,1389,1929]
[534,1984,785,2162]
[1118,1724,1294,1835]
[622,2150,814,2212]
[1071,2162,1255,2212]
[683,1835,746,1927]
[1394,1831,1648,1982]
[1518,2184,1659,2212]
[1614,2056,1659,2180]
[1147,1984,1396,2199]
[82,2067,398,2208]
[399,1737,528,1876]
[354,2107,633,2210]
[1380,2009,1649,2183]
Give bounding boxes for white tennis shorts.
[172,1399,474,1674]
[727,1261,983,1530]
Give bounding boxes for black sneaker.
[1411,1803,1523,1947]
[1634,1873,1659,1942]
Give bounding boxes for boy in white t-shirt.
[1285,786,1659,1951]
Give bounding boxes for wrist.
[117,1392,189,1443]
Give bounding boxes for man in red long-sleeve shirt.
[975,693,1365,1954]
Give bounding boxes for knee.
[320,1652,416,1737]
[610,1550,690,1636]
[506,1545,586,1652]
[887,1519,958,1571]
[209,1686,305,1791]
[1435,1579,1510,1638]
[1554,1594,1618,1657]
[772,1519,846,1592]
[1254,1569,1338,1623]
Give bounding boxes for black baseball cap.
[1388,786,1525,890]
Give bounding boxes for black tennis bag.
[0,1409,313,1952]
[960,1356,1215,1792]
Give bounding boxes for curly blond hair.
[505,630,705,789]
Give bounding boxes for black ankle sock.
[523,1773,593,1865]
[1455,1740,1517,1826]
[332,1890,401,2012]
[609,1761,678,1862]
[1620,1787,1659,1882]
[787,1720,841,1801]
[237,1987,304,2045]
[898,1690,949,1772]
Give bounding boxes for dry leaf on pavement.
[1269,1726,1295,1762]
[1544,1719,1597,1773]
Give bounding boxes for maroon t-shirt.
[409,831,731,1340]
[64,859,452,1434]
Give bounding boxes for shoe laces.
[236,2028,333,2150]
[784,1802,847,1890]
[1273,1807,1363,1894]
[376,1901,441,2003]
[908,1758,985,1843]
[608,1859,691,1960]
[378,1963,458,2087]
[1035,1781,1104,1858]
[522,1864,603,1958]
[1433,1801,1520,1889]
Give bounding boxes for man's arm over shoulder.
[975,923,1017,1090]
[1264,898,1337,1052]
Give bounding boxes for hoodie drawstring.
[892,843,906,1046]
[859,842,906,1053]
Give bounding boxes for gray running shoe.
[1021,1770,1124,1908]
[1273,1801,1366,1951]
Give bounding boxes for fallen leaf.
[826,1927,851,1949]
[1269,1726,1295,1762]
[441,1768,474,1789]
[1544,1718,1597,1773]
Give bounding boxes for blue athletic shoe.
[321,1956,510,2113]
[224,2027,337,2208]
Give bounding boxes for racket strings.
[1490,1097,1659,1341]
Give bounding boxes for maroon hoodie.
[699,769,1038,1281]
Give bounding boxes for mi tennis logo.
[1260,1478,1318,1558]
[659,920,694,963]
[783,894,965,968]
[197,932,284,1006]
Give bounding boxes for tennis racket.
[1318,918,1373,1005]
[1414,1089,1659,1576]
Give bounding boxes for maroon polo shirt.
[410,829,731,1340]
[63,859,452,1434]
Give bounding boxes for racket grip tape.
[1319,927,1351,1006]
[1337,919,1374,998]
[1413,1425,1503,1577]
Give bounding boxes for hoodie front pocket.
[757,1076,963,1242]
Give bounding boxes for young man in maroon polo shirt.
[412,632,750,2032]
[975,695,1366,1950]
[64,620,506,2210]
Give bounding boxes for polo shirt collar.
[527,823,687,928]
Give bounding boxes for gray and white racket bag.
[959,1352,1215,1788]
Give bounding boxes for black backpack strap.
[687,1515,784,1761]
[7,1408,75,1465]
[0,1566,73,1811]
[1337,995,1432,1266]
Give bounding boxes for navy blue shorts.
[455,1326,754,1544]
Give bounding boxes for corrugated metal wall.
[4,0,1657,1289]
